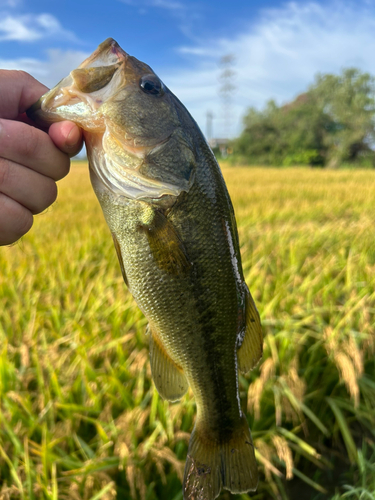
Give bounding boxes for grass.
[0,164,374,500]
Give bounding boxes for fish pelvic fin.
[183,414,258,500]
[237,285,263,373]
[149,327,189,402]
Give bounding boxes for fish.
[27,38,263,500]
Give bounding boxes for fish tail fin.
[183,415,258,500]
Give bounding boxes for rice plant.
[0,165,374,499]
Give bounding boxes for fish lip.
[26,97,42,122]
[78,38,128,69]
[26,38,128,126]
[26,80,73,126]
[26,94,63,126]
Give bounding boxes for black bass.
[27,39,263,500]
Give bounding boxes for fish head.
[28,38,196,202]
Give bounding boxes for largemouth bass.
[27,38,263,500]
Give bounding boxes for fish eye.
[139,74,165,96]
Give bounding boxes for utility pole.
[206,110,213,145]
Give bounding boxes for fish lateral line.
[25,37,263,500]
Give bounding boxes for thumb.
[48,121,83,158]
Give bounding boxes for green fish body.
[27,39,263,500]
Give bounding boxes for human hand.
[0,70,83,246]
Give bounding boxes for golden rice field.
[0,164,374,500]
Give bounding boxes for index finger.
[0,118,70,181]
[0,69,48,120]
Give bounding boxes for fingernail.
[66,126,80,148]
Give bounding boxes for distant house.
[208,138,232,157]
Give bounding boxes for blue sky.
[2,0,375,138]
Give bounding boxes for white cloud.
[0,49,89,88]
[149,0,184,9]
[0,13,79,42]
[162,1,375,137]
[4,1,375,141]
[118,0,198,40]
[178,46,216,57]
[0,56,48,75]
[120,0,185,10]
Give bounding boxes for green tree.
[310,68,375,167]
[234,101,281,165]
[233,68,375,167]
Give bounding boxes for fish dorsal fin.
[148,327,189,402]
[237,286,263,373]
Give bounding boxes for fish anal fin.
[149,327,188,402]
[111,232,129,287]
[140,209,191,276]
[237,286,263,373]
[183,415,258,500]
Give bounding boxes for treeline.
[231,68,375,167]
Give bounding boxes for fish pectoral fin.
[140,209,192,276]
[237,286,263,373]
[149,327,189,402]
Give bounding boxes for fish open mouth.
[27,39,128,127]
[27,38,193,203]
[81,38,128,68]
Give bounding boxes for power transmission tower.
[218,54,236,140]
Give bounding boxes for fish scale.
[27,38,263,500]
